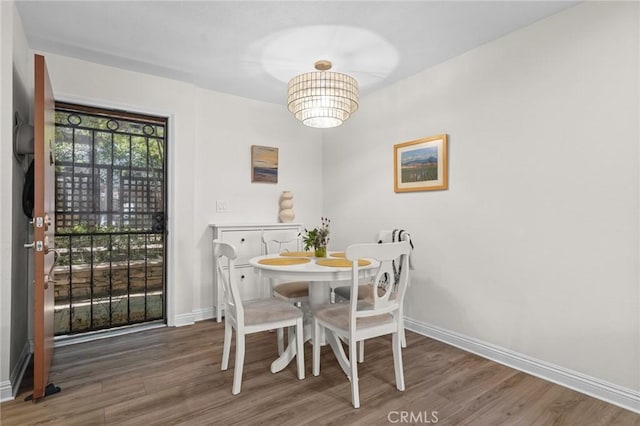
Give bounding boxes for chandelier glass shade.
[287,61,359,128]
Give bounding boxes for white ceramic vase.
[279,191,295,223]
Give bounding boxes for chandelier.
[287,60,359,128]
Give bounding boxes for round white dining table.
[249,252,379,375]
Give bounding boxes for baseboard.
[0,342,31,402]
[173,312,195,327]
[0,381,13,402]
[404,318,640,414]
[55,322,166,347]
[170,307,216,327]
[193,307,215,322]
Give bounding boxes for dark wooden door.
[32,54,57,401]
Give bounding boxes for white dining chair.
[312,240,411,409]
[213,240,305,395]
[333,229,413,352]
[261,229,310,355]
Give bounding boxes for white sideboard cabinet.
[210,223,302,322]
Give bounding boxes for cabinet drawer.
[219,230,263,265]
[234,267,263,301]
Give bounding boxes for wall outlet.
[216,200,229,212]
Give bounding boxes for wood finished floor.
[1,320,638,425]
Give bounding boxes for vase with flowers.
[301,217,330,257]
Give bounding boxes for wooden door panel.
[33,54,56,401]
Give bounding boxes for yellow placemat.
[330,252,345,258]
[279,251,314,257]
[258,257,311,266]
[316,258,371,268]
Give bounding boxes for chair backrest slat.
[261,229,300,255]
[213,240,244,325]
[345,241,412,323]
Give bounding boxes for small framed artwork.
[251,145,278,183]
[394,134,448,192]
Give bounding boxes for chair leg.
[295,318,305,380]
[400,308,407,348]
[358,340,364,363]
[401,325,407,348]
[270,277,285,356]
[349,340,360,408]
[276,328,284,355]
[232,332,245,395]
[392,332,405,392]
[312,319,321,376]
[221,321,232,370]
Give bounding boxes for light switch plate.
[216,200,229,212]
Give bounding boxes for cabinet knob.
[241,275,245,279]
[240,238,245,243]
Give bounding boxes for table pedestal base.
[270,281,351,378]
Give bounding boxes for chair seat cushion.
[314,301,394,331]
[243,298,303,326]
[334,284,390,302]
[274,281,309,300]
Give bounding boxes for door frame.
[52,101,169,334]
[49,94,176,330]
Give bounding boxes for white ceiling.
[16,1,579,105]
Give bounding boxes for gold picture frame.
[394,134,448,192]
[251,145,278,183]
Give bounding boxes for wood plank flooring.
[1,320,638,425]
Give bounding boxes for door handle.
[24,241,44,251]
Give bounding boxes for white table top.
[249,252,379,283]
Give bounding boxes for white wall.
[192,89,322,314]
[323,1,639,392]
[34,52,323,326]
[0,0,33,401]
[0,0,15,398]
[10,0,32,396]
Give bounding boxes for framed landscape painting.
[251,145,278,183]
[394,134,448,192]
